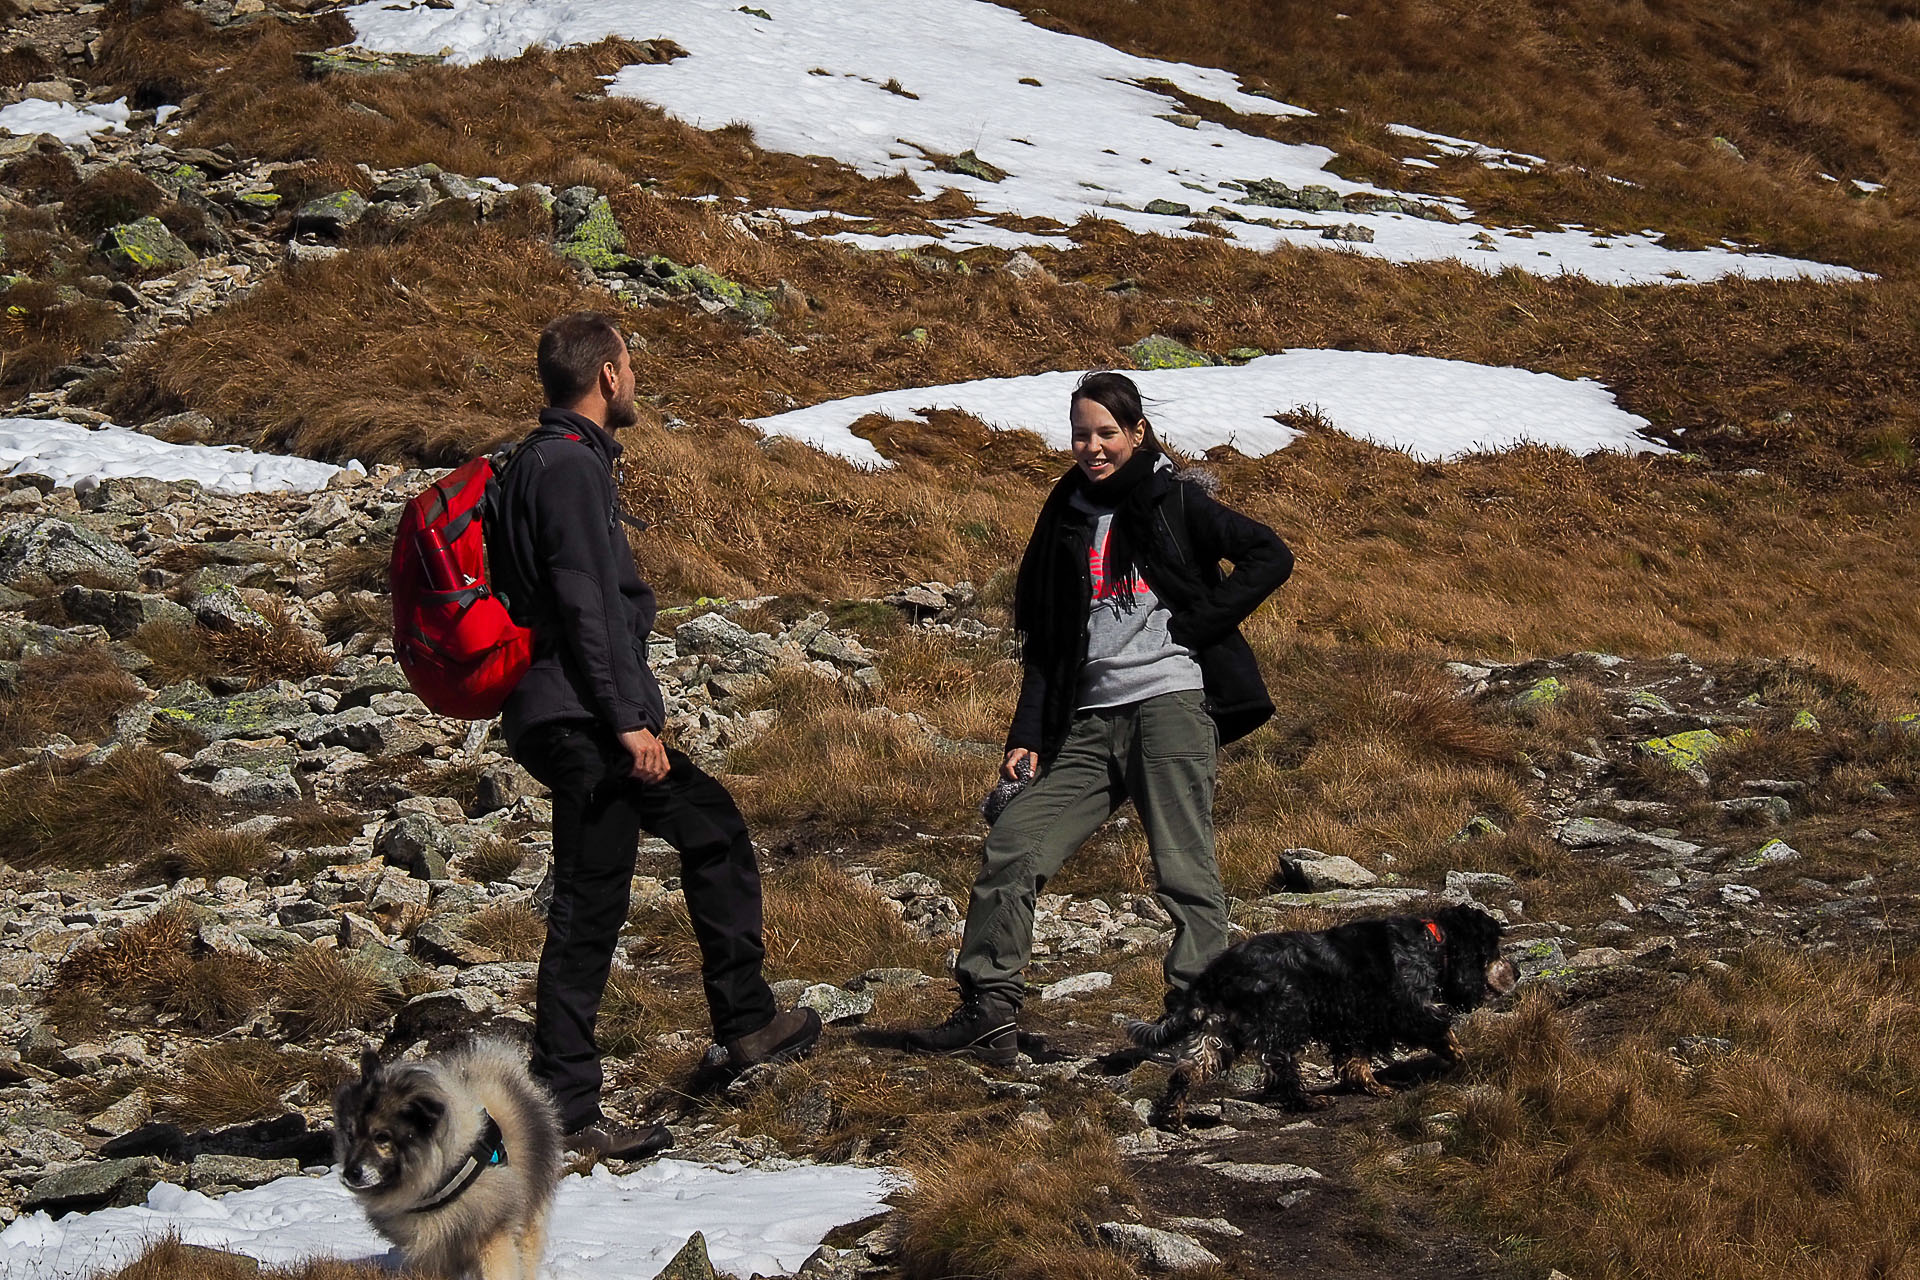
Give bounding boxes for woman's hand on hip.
[1003,748,1039,781]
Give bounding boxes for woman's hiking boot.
[903,993,1019,1066]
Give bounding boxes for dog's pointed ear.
[401,1093,446,1133]
[360,1049,383,1082]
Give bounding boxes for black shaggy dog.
[1128,904,1517,1127]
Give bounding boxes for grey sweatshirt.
[1070,468,1204,712]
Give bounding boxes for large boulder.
[555,187,628,269]
[0,518,139,588]
[96,217,194,274]
[59,584,194,639]
[1126,333,1212,370]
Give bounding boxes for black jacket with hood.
[487,408,665,749]
[1006,461,1293,759]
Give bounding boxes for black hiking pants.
[510,720,776,1129]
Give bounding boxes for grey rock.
[1040,971,1112,1001]
[23,1157,160,1216]
[413,918,502,967]
[797,983,874,1024]
[1283,852,1377,891]
[293,190,370,235]
[188,1154,300,1190]
[58,584,193,639]
[376,814,455,880]
[149,688,316,743]
[651,1231,715,1280]
[476,760,538,812]
[1097,1223,1221,1270]
[0,518,139,588]
[1713,795,1792,825]
[1206,1161,1323,1184]
[96,218,196,273]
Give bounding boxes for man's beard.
[606,395,640,431]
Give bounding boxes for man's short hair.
[537,312,627,407]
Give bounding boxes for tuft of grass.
[272,946,399,1036]
[63,165,170,237]
[458,902,547,963]
[206,596,337,687]
[0,747,212,870]
[58,905,270,1032]
[761,859,948,981]
[99,1236,393,1280]
[0,648,145,754]
[0,278,129,396]
[726,675,980,834]
[1434,949,1920,1280]
[629,858,946,982]
[458,836,530,884]
[145,826,275,883]
[897,1113,1141,1280]
[128,618,224,689]
[160,1041,351,1130]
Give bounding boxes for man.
[489,311,820,1159]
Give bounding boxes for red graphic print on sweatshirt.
[1089,526,1144,602]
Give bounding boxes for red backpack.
[389,438,560,719]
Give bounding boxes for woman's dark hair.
[1071,370,1163,453]
[537,311,626,407]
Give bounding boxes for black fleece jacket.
[488,408,665,749]
[1007,466,1293,758]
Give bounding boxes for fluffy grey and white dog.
[332,1039,561,1280]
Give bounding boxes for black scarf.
[1013,449,1162,659]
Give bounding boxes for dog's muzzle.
[342,1163,384,1192]
[1485,959,1518,995]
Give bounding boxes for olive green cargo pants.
[955,688,1225,1007]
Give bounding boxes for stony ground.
[6,2,1920,1279]
[0,462,1912,1277]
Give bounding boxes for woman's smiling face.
[1070,396,1146,483]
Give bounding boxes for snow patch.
[0,98,131,145]
[0,1160,900,1280]
[341,0,1866,285]
[749,351,1662,469]
[0,418,350,495]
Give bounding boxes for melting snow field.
[0,1159,900,1279]
[751,351,1662,469]
[344,0,1866,286]
[0,97,130,146]
[0,418,351,495]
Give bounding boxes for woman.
[905,370,1294,1065]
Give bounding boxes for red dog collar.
[1424,919,1445,945]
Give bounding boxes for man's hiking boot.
[903,994,1019,1067]
[724,1006,823,1073]
[564,1117,673,1162]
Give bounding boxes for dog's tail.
[1126,998,1204,1049]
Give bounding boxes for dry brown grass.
[1001,0,1920,275]
[0,747,212,870]
[159,1040,352,1130]
[458,902,547,963]
[726,675,982,834]
[0,277,131,396]
[99,1236,395,1280]
[58,905,272,1032]
[127,617,223,688]
[717,1044,1024,1161]
[144,826,275,883]
[628,858,945,982]
[897,1112,1141,1280]
[761,859,947,981]
[271,946,399,1036]
[0,648,145,753]
[207,596,337,687]
[1432,948,1920,1280]
[457,836,529,884]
